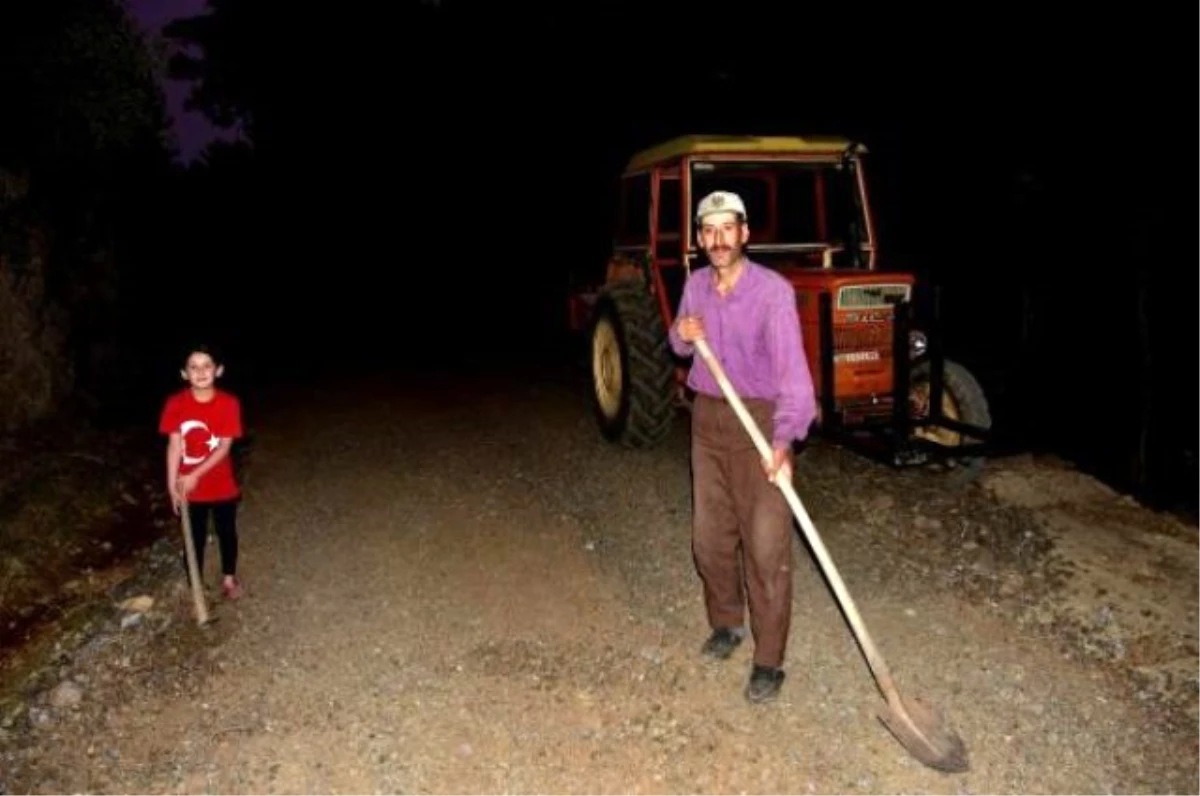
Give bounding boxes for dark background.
[2,1,1195,517]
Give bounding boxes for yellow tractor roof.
[624,134,862,173]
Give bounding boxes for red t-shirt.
[158,388,243,502]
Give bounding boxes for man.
[668,190,818,703]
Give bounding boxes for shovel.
[693,337,968,774]
[179,497,213,626]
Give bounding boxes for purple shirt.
[668,259,818,448]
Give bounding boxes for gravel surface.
[0,361,1195,794]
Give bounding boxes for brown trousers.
[690,393,795,668]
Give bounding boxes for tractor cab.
[606,135,879,322]
[684,143,874,271]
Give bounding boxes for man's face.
[698,211,749,270]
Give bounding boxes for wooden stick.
[179,497,210,625]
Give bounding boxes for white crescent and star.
[179,419,220,466]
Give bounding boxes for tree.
[0,0,173,168]
[0,0,174,429]
[162,0,258,143]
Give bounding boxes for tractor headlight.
[908,330,928,358]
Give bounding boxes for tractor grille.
[833,323,893,352]
[837,284,910,309]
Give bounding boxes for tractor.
[567,134,992,473]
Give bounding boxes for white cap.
[695,190,747,223]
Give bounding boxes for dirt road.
[1,362,1196,794]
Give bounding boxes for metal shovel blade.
[877,693,969,774]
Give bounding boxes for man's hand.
[762,446,793,485]
[676,315,705,343]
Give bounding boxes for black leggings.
[185,499,239,580]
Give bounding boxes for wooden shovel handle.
[179,497,209,625]
[693,338,900,703]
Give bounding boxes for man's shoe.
[745,664,785,703]
[700,627,745,660]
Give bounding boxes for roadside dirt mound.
[979,454,1199,719]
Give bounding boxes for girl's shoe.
[221,576,244,600]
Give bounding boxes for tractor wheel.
[909,358,992,477]
[588,282,677,448]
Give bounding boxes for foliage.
[0,0,173,263]
[0,0,175,429]
[0,0,173,169]
[162,0,256,137]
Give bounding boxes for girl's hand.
[175,473,199,500]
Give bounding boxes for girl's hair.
[181,343,223,368]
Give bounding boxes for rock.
[639,646,664,665]
[914,515,943,531]
[118,595,155,614]
[47,681,83,709]
[871,495,895,513]
[120,613,143,630]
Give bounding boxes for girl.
[158,344,245,599]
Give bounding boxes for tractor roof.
[623,134,863,174]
